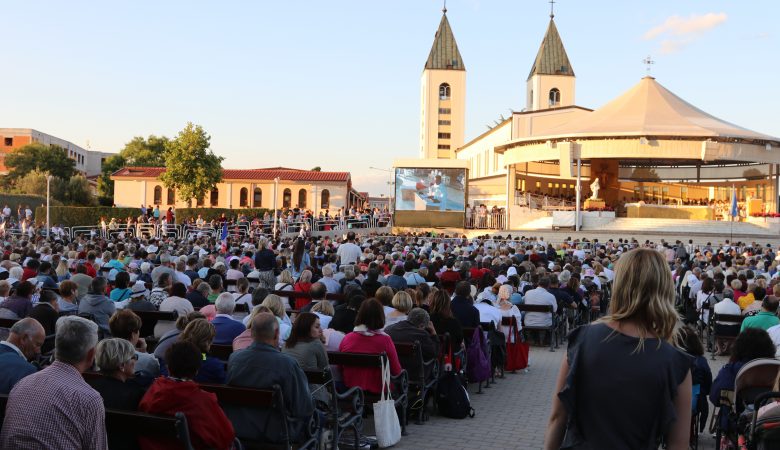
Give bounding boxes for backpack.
[436,371,475,419]
[466,327,491,383]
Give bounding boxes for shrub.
[0,193,61,216]
[34,206,272,227]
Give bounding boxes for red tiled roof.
[111,167,350,182]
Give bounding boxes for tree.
[96,154,127,199]
[96,135,168,199]
[160,122,224,205]
[310,166,321,172]
[5,143,76,180]
[64,174,96,206]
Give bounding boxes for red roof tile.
[111,167,350,182]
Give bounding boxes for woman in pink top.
[232,306,272,351]
[338,299,402,394]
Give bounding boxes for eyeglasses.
[128,354,139,362]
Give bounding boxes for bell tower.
[420,6,466,159]
[526,9,575,111]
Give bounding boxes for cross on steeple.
[643,55,655,75]
[549,0,556,19]
[443,0,447,14]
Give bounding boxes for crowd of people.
[1,217,780,448]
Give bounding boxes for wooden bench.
[709,313,745,360]
[225,278,238,293]
[134,309,178,338]
[327,351,409,435]
[516,304,557,352]
[0,317,18,328]
[234,302,249,314]
[0,393,194,450]
[304,367,364,450]
[394,340,439,424]
[199,383,319,449]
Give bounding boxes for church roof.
[424,12,465,71]
[527,19,574,80]
[111,167,350,182]
[507,77,780,145]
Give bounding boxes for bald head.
[251,312,279,346]
[9,317,45,361]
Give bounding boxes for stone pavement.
[364,342,731,450]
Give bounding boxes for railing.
[516,192,576,211]
[465,212,506,230]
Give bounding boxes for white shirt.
[336,242,362,266]
[226,269,244,281]
[174,271,192,288]
[523,287,558,327]
[314,312,332,329]
[767,324,780,357]
[713,298,741,324]
[696,290,714,324]
[475,301,502,327]
[233,292,252,305]
[154,296,195,338]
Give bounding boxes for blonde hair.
[311,301,334,316]
[391,291,413,314]
[181,319,216,353]
[261,294,286,318]
[246,305,272,329]
[598,248,680,350]
[278,270,294,285]
[498,285,513,302]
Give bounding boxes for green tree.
[96,135,168,199]
[64,174,96,206]
[96,154,127,199]
[160,122,223,205]
[310,166,321,172]
[5,143,76,180]
[12,170,69,203]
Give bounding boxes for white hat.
[130,282,147,298]
[507,267,518,277]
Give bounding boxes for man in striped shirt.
[0,316,107,450]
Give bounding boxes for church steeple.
[424,11,465,71]
[420,9,466,159]
[526,16,576,111]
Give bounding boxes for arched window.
[321,189,330,209]
[210,188,219,206]
[167,188,175,205]
[548,88,561,107]
[283,188,291,208]
[298,189,307,208]
[253,187,262,207]
[439,83,451,100]
[239,188,248,207]
[197,195,204,207]
[153,186,162,205]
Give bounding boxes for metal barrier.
[466,212,506,230]
[181,225,217,239]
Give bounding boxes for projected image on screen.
[394,168,465,212]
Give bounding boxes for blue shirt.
[0,342,36,394]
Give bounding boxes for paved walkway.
[373,342,729,450]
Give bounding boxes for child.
[757,370,780,419]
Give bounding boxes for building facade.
[111,167,363,213]
[0,128,113,176]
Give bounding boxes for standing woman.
[544,248,692,450]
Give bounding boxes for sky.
[2,1,778,196]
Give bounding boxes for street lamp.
[46,174,53,239]
[272,177,280,236]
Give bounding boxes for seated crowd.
[1,225,780,448]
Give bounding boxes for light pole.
[272,177,280,236]
[46,174,52,239]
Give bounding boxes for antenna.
[643,55,655,75]
[549,0,556,19]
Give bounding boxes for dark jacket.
[451,295,480,328]
[0,343,36,394]
[0,295,32,319]
[226,342,314,444]
[186,290,210,309]
[430,313,464,349]
[78,293,116,336]
[385,320,440,378]
[212,316,246,346]
[29,303,58,335]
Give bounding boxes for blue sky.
[2,1,778,195]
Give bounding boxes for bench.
[225,278,238,293]
[134,309,178,338]
[234,302,249,314]
[327,351,409,435]
[0,393,194,450]
[394,340,439,424]
[0,317,18,328]
[516,304,557,351]
[199,383,319,450]
[709,313,745,360]
[304,367,364,449]
[208,343,234,361]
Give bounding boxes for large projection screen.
[393,167,466,227]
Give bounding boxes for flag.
[220,222,228,253]
[730,185,738,218]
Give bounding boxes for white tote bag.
[373,357,402,447]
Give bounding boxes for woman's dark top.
[186,290,210,308]
[559,323,691,449]
[159,354,226,384]
[87,375,146,410]
[430,313,464,350]
[329,308,358,334]
[126,299,156,312]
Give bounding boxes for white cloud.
[644,13,728,40]
[643,12,727,54]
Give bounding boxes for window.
[253,187,262,207]
[239,187,248,207]
[210,188,219,206]
[197,195,205,207]
[549,88,561,107]
[438,108,451,115]
[3,137,12,146]
[298,189,307,208]
[438,132,451,139]
[283,188,292,208]
[437,144,450,149]
[153,186,162,205]
[439,83,451,100]
[167,188,175,205]
[321,189,330,209]
[438,120,451,126]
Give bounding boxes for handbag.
[504,317,529,372]
[373,356,401,448]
